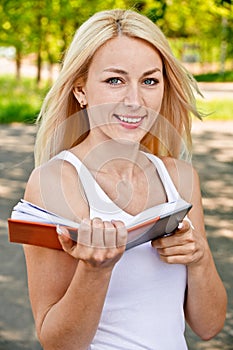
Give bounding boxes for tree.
[0,0,32,78]
[0,0,232,82]
[162,0,233,71]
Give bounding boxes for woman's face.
[75,36,164,143]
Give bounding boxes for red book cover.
[8,199,192,250]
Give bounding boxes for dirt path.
[0,121,232,349]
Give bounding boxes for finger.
[183,217,195,230]
[152,235,178,249]
[78,218,92,247]
[159,254,190,265]
[103,221,117,248]
[91,217,104,248]
[56,225,75,251]
[159,249,201,265]
[112,220,127,248]
[152,221,193,249]
[177,219,191,233]
[157,241,196,258]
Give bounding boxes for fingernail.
[184,217,195,229]
[56,225,65,235]
[178,222,183,229]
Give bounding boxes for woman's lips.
[113,114,145,129]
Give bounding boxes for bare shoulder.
[24,156,88,222]
[161,156,200,203]
[23,158,81,330]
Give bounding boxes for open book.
[8,199,192,250]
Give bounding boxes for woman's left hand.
[151,219,207,266]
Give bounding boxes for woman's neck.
[75,135,143,181]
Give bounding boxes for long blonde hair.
[35,9,201,166]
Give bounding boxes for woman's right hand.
[57,218,127,270]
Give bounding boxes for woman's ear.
[73,85,87,108]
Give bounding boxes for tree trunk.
[37,48,42,84]
[220,17,228,76]
[15,48,21,80]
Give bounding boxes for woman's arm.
[152,159,227,340]
[183,168,227,339]
[24,243,123,350]
[23,163,127,350]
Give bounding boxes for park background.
[0,0,232,349]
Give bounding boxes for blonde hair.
[35,9,201,166]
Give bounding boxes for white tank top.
[56,150,188,350]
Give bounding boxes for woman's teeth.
[117,115,142,123]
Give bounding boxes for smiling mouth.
[114,114,144,124]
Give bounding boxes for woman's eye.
[143,78,159,85]
[106,77,122,85]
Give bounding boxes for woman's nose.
[124,84,142,109]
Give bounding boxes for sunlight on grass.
[194,71,233,82]
[0,76,49,123]
[197,99,233,120]
[0,75,232,123]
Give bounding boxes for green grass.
[0,75,232,123]
[194,70,233,82]
[0,76,49,124]
[197,98,233,120]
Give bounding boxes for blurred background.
[0,0,233,123]
[0,0,232,349]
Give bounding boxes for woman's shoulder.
[160,156,197,175]
[25,156,72,194]
[24,155,88,220]
[160,156,200,201]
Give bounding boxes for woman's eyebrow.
[103,67,161,76]
[103,68,128,75]
[141,68,161,77]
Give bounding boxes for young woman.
[23,9,227,350]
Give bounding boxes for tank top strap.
[143,152,180,202]
[54,150,181,222]
[54,150,133,220]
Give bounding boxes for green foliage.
[197,98,233,120]
[0,0,232,83]
[0,76,49,124]
[144,0,166,24]
[0,75,231,124]
[194,70,233,82]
